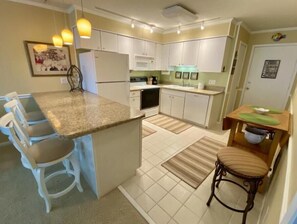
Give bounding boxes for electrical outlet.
[208,80,216,85]
[60,77,68,84]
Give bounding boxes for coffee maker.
[152,76,158,85]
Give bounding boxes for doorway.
[241,44,297,110]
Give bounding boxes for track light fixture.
[131,20,135,28]
[200,21,205,30]
[177,26,181,34]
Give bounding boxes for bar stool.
[0,112,83,213]
[5,92,46,125]
[206,146,269,224]
[4,99,56,143]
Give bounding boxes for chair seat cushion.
[217,147,269,178]
[25,111,46,122]
[27,137,74,164]
[27,122,55,137]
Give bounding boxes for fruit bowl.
[254,107,270,114]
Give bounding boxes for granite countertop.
[130,84,223,95]
[32,91,144,138]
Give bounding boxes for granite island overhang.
[32,90,145,198]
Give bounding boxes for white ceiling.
[18,0,297,32]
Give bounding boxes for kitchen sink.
[163,85,195,90]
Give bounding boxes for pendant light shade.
[77,17,92,39]
[61,28,73,45]
[52,35,63,48]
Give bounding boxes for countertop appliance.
[152,76,158,85]
[79,51,129,106]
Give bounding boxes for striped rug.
[145,114,192,134]
[162,136,226,188]
[142,125,156,138]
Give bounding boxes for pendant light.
[52,12,63,48]
[77,0,92,39]
[61,0,73,45]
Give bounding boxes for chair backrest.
[5,92,27,116]
[4,99,29,129]
[0,113,36,169]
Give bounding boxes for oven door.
[141,88,160,110]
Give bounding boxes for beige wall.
[0,1,77,96]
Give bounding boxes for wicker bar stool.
[206,147,269,224]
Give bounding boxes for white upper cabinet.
[100,31,118,52]
[155,44,162,70]
[133,39,155,57]
[169,42,183,66]
[117,35,134,69]
[197,37,230,72]
[161,44,169,70]
[181,40,200,66]
[74,27,101,50]
[168,41,199,66]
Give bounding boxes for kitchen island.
[32,91,144,198]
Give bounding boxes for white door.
[241,44,297,110]
[226,42,247,114]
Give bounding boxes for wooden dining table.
[223,105,291,177]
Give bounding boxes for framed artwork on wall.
[24,41,71,76]
[190,72,199,80]
[175,71,182,79]
[183,72,190,79]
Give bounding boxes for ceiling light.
[162,5,197,22]
[77,0,92,39]
[131,20,135,28]
[177,26,181,34]
[201,21,205,30]
[52,35,63,48]
[61,28,73,45]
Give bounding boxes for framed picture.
[175,71,182,79]
[261,60,280,79]
[190,72,199,80]
[183,72,190,79]
[24,41,71,76]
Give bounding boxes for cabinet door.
[130,96,140,109]
[169,42,183,66]
[182,40,199,66]
[101,31,118,52]
[133,39,145,55]
[146,41,156,57]
[155,44,162,70]
[161,44,169,70]
[160,93,171,115]
[118,35,134,69]
[74,27,101,50]
[171,95,185,119]
[183,93,209,125]
[197,37,227,72]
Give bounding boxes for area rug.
[142,125,156,138]
[162,136,226,189]
[145,114,192,134]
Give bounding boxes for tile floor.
[120,119,265,224]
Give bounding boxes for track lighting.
[201,21,205,30]
[177,26,181,34]
[131,20,135,28]
[150,26,154,33]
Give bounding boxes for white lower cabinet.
[183,93,209,126]
[130,91,140,109]
[160,89,185,119]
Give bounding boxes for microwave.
[134,55,155,70]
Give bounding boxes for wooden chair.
[0,112,83,213]
[207,146,269,224]
[5,92,46,125]
[4,99,56,143]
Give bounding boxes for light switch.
[60,77,68,84]
[208,80,216,85]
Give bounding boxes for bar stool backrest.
[4,99,29,128]
[4,92,27,116]
[0,113,36,169]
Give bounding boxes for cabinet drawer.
[130,91,140,97]
[161,89,185,97]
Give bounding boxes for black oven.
[141,88,159,110]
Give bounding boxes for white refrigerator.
[79,51,130,106]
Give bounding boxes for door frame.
[225,41,247,114]
[239,43,297,107]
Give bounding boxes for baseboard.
[118,185,156,224]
